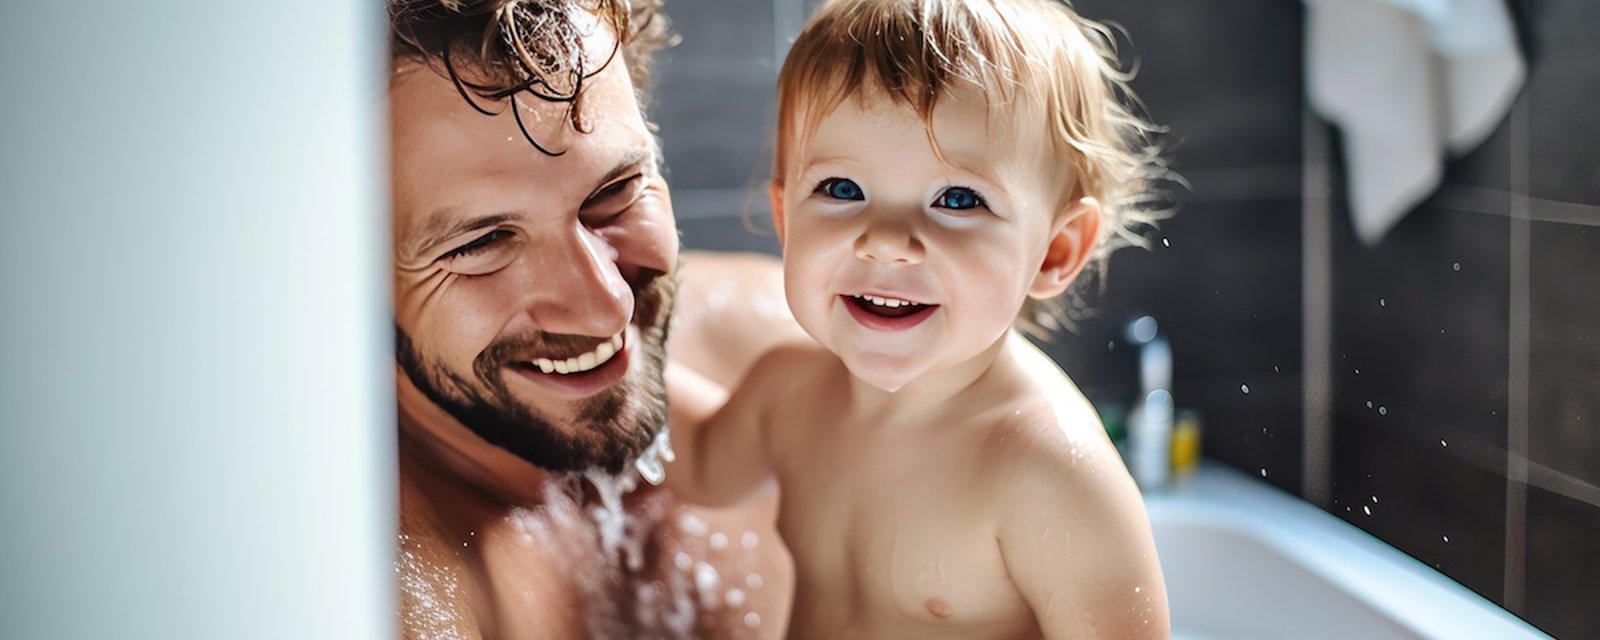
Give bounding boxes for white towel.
[1304,0,1524,245]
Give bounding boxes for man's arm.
[995,433,1171,639]
[668,251,811,389]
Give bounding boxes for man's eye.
[933,186,985,210]
[583,175,646,225]
[815,178,864,201]
[594,175,643,201]
[443,229,513,260]
[438,229,518,276]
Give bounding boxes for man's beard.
[396,271,675,475]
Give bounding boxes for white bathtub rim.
[1143,463,1551,640]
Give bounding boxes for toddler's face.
[775,90,1067,391]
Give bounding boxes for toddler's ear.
[1029,198,1101,299]
[768,180,787,246]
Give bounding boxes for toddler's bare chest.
[768,419,1036,634]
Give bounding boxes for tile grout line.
[1503,91,1531,616]
[1301,110,1333,507]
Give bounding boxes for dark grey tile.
[1524,486,1600,639]
[1328,416,1507,605]
[1326,195,1514,610]
[1526,0,1600,205]
[1073,0,1304,170]
[1528,221,1600,488]
[653,0,780,191]
[677,215,781,255]
[1330,201,1512,452]
[1439,102,1515,193]
[1040,198,1305,493]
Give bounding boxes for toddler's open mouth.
[842,294,940,332]
[848,293,933,318]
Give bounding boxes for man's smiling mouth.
[525,332,625,375]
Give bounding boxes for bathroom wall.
[1321,1,1600,637]
[651,0,1596,637]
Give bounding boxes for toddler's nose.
[853,217,924,266]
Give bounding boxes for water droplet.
[1452,262,1461,271]
[1134,586,1142,593]
[1162,237,1171,247]
[1441,439,1448,447]
[745,573,764,590]
[1260,468,1268,478]
[1241,384,1251,395]
[1262,427,1269,434]
[1355,368,1361,375]
[744,612,762,628]
[1363,505,1372,516]
[709,532,729,550]
[1440,328,1447,335]
[741,531,759,549]
[1273,365,1281,373]
[1107,340,1116,351]
[677,513,708,536]
[1371,496,1379,504]
[725,588,746,607]
[674,552,692,570]
[1380,298,1387,307]
[1366,400,1374,409]
[1378,406,1388,416]
[694,562,720,592]
[1443,535,1450,543]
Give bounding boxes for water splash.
[582,468,648,572]
[396,534,467,640]
[634,428,676,486]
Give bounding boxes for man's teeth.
[854,294,918,309]
[532,333,624,375]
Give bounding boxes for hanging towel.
[1303,0,1524,245]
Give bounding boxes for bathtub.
[1144,463,1550,639]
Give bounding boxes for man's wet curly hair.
[389,0,672,155]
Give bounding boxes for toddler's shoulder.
[978,387,1126,502]
[740,342,841,390]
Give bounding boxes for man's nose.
[523,228,633,337]
[853,211,924,266]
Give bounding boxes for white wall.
[0,3,395,638]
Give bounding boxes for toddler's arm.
[662,357,779,507]
[996,439,1171,639]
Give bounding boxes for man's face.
[389,44,678,474]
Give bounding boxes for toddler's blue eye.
[817,178,864,201]
[935,186,985,210]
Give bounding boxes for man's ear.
[768,180,787,246]
[1029,197,1102,299]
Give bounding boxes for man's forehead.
[388,60,653,246]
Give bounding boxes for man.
[388,1,799,637]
